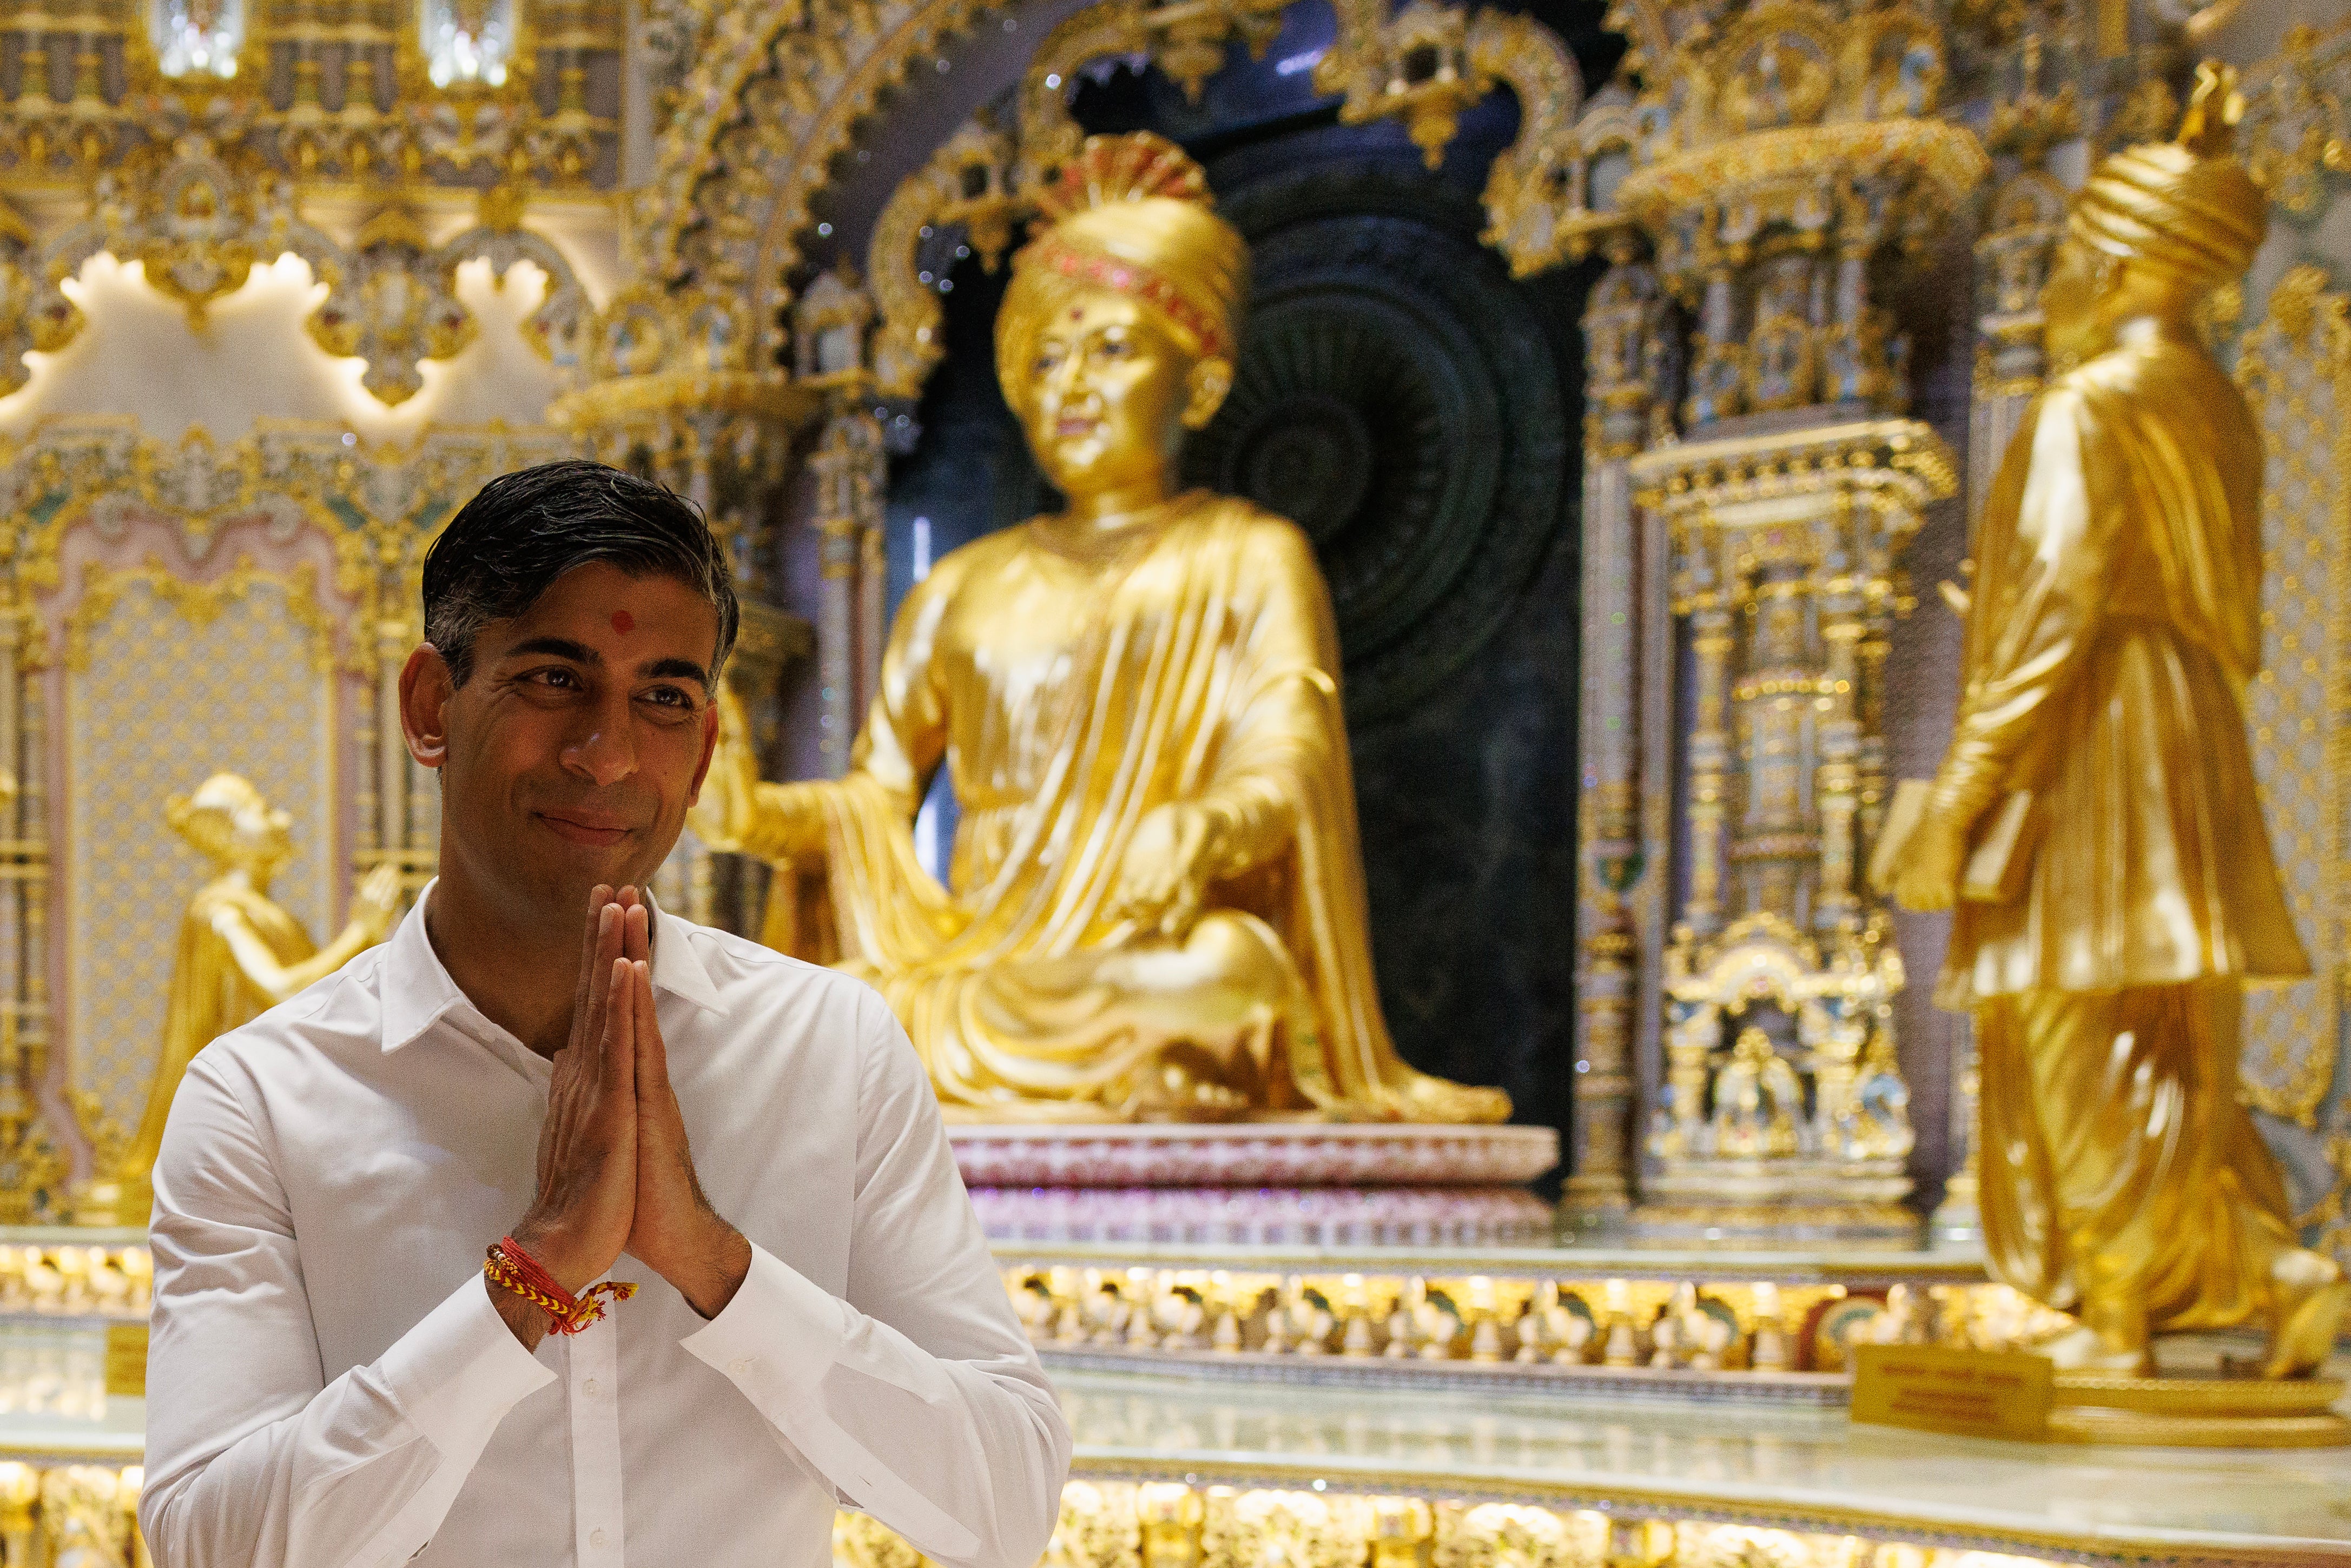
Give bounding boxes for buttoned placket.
[441,1008,630,1564]
[566,1315,626,1565]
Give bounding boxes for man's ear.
[399,644,454,770]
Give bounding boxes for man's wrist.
[507,1220,602,1296]
[487,1271,551,1352]
[663,1210,754,1319]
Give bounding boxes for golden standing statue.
[1890,70,2348,1378]
[694,134,1506,1126]
[96,775,401,1221]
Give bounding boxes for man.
[140,460,1073,1566]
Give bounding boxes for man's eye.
[529,667,581,689]
[640,686,695,711]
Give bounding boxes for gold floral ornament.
[0,200,81,400]
[308,204,476,407]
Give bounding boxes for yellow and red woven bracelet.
[485,1236,637,1336]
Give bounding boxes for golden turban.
[1000,132,1249,366]
[2069,64,2266,296]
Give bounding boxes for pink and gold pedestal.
[949,1123,1560,1245]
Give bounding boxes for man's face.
[410,561,721,926]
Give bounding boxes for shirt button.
[729,1357,753,1374]
[590,1528,608,1549]
[584,1378,600,1395]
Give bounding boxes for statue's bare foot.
[1118,1050,1250,1122]
[2261,1248,2350,1379]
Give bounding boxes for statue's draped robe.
[131,882,315,1173]
[1936,329,2309,1329]
[747,494,1504,1123]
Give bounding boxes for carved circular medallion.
[1182,167,1569,724]
[1224,389,1377,542]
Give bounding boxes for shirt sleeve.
[139,1054,556,1568]
[681,991,1072,1568]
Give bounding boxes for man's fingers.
[575,903,622,1058]
[633,958,671,1104]
[623,898,650,966]
[602,955,638,1099]
[570,884,615,1039]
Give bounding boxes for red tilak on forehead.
[611,610,635,635]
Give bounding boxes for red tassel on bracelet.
[485,1236,637,1335]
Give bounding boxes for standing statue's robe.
[132,882,315,1177]
[741,493,1506,1124]
[1935,325,2309,1329]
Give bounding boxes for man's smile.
[535,810,636,847]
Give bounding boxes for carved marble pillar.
[0,566,54,1223]
[808,407,885,777]
[1567,256,1665,1224]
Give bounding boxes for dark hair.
[421,460,739,687]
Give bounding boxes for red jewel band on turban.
[1028,233,1232,362]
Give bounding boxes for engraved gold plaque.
[1851,1342,2053,1441]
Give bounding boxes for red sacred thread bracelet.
[485,1236,637,1336]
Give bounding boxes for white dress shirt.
[141,885,1072,1568]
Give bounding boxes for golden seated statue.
[693,134,1507,1127]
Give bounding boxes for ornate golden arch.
[627,0,1637,396]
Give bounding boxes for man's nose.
[562,692,639,786]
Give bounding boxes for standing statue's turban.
[2070,63,2267,295]
[1002,133,1249,363]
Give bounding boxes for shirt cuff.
[378,1273,556,1457]
[678,1241,847,1397]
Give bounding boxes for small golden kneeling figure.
[92,774,400,1222]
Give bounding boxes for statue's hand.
[1889,814,1966,912]
[687,685,764,854]
[352,863,404,941]
[1114,803,1220,940]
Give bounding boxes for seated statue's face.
[1016,288,1195,500]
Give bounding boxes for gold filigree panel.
[2233,265,2350,1129]
[62,562,337,1141]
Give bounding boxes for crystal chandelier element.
[152,0,244,79]
[422,0,514,88]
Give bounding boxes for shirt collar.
[382,879,729,1054]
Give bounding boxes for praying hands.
[492,885,752,1349]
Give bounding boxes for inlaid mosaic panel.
[64,567,335,1142]
[2234,266,2351,1129]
